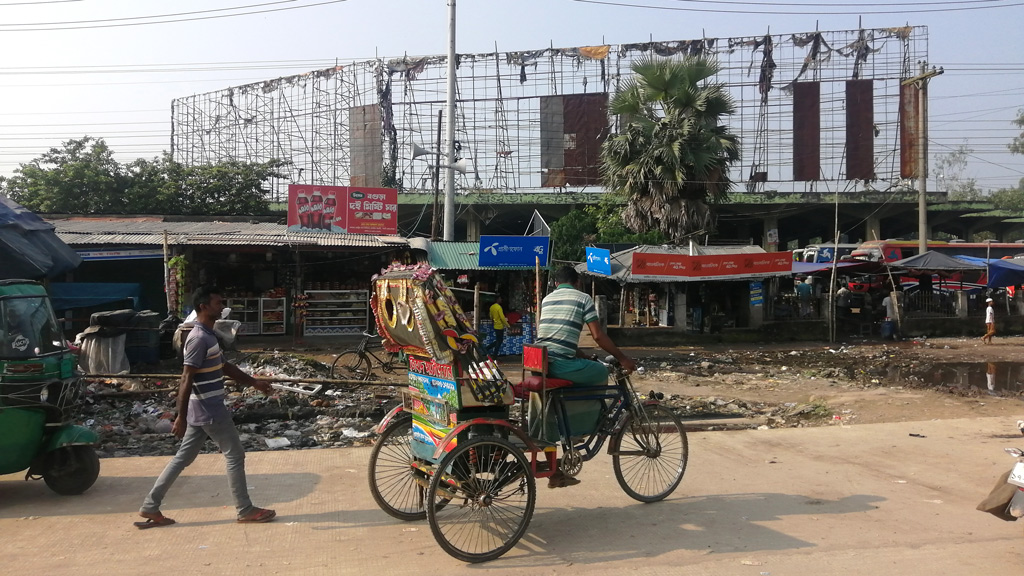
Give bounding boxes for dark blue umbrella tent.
[0,195,81,280]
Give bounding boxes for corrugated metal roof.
[49,218,408,249]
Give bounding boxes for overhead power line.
[0,0,349,31]
[568,0,1024,14]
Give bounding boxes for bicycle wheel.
[612,403,688,503]
[368,415,430,520]
[427,437,536,563]
[330,350,371,382]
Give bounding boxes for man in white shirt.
[981,297,996,344]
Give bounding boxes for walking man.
[487,295,508,357]
[136,286,276,528]
[981,297,996,344]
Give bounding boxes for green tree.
[549,209,597,263]
[1009,108,1024,156]
[600,55,740,243]
[933,143,982,200]
[5,136,127,213]
[991,178,1024,213]
[3,137,286,215]
[157,156,287,216]
[585,191,667,244]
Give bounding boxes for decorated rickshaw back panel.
[370,264,512,460]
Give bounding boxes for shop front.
[578,245,794,336]
[410,239,540,356]
[49,217,409,339]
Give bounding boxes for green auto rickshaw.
[0,279,100,495]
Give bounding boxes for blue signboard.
[585,247,612,276]
[478,235,550,267]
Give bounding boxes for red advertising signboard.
[287,184,398,235]
[631,251,794,281]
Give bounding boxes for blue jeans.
[141,414,255,517]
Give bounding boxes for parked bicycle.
[330,332,401,383]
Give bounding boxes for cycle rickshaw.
[366,264,688,562]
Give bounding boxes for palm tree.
[600,55,740,243]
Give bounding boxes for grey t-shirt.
[182,323,230,426]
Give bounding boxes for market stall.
[578,245,794,333]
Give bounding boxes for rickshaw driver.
[534,266,637,487]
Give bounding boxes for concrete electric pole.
[902,62,943,254]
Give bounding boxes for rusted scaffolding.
[170,26,927,205]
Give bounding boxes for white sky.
[0,0,1022,191]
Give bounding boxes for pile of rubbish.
[76,352,400,458]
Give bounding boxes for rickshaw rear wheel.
[368,414,448,520]
[43,445,100,495]
[427,436,535,563]
[612,404,688,503]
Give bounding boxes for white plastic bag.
[77,334,130,375]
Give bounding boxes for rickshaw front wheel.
[42,445,100,495]
[612,404,688,503]
[427,436,535,563]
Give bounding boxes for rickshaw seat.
[512,375,573,399]
[514,344,574,400]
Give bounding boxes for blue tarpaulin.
[953,256,1024,288]
[0,195,81,279]
[48,283,141,312]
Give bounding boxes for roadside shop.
[578,245,794,334]
[49,216,409,340]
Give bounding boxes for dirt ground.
[83,334,1024,459]
[608,335,1024,430]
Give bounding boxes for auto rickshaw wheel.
[426,436,535,563]
[42,445,100,495]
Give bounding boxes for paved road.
[3,417,1023,575]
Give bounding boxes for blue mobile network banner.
[585,247,612,276]
[478,235,550,267]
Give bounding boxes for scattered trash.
[265,437,291,448]
[909,433,926,438]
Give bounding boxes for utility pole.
[442,0,458,241]
[902,62,943,255]
[430,109,443,241]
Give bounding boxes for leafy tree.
[585,191,667,244]
[157,156,287,216]
[1010,108,1024,156]
[600,55,740,244]
[550,209,597,263]
[5,136,127,213]
[2,137,287,215]
[933,143,982,200]
[991,178,1024,213]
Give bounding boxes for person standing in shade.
[487,295,508,357]
[136,286,277,529]
[796,277,813,318]
[981,297,996,344]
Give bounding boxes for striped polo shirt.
[182,323,230,426]
[536,284,598,360]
